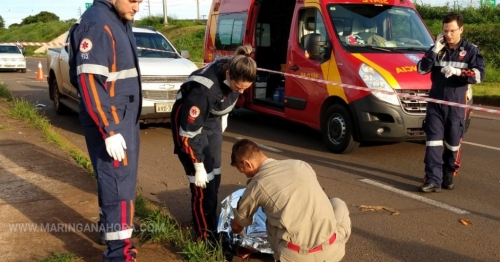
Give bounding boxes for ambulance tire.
[322,104,360,154]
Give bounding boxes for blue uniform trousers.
[423,102,466,186]
[80,104,140,261]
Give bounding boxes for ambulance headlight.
[359,63,399,106]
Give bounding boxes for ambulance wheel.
[322,104,360,154]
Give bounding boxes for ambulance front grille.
[142,90,178,100]
[396,89,429,115]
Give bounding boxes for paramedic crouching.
[230,139,352,262]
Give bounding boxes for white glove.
[193,163,209,188]
[441,65,461,78]
[432,33,445,53]
[104,133,127,161]
[221,114,228,132]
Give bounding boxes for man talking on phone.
[417,12,485,193]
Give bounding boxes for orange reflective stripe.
[123,151,128,166]
[104,25,117,97]
[130,200,134,227]
[89,74,109,127]
[111,105,120,124]
[182,137,197,163]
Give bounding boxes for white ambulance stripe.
[426,140,443,147]
[179,126,202,138]
[187,172,214,183]
[213,167,221,175]
[77,64,109,77]
[187,75,214,89]
[434,61,469,68]
[444,141,460,151]
[472,68,481,83]
[360,179,469,215]
[104,228,133,240]
[107,68,138,82]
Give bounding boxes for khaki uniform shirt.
[233,158,336,253]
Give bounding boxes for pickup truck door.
[286,6,330,127]
[60,36,77,98]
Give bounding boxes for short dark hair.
[230,139,261,167]
[443,12,463,28]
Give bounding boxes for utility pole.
[197,0,200,20]
[163,0,168,25]
[78,7,82,17]
[148,0,151,17]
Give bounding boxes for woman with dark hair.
[170,45,257,242]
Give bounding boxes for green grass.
[159,25,206,64]
[0,83,13,101]
[0,124,8,130]
[0,83,226,261]
[38,253,79,262]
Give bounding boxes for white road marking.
[360,178,470,215]
[462,141,500,151]
[234,137,283,153]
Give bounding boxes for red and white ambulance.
[204,0,465,154]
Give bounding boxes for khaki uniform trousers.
[275,198,351,262]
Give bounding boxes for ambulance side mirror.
[305,33,328,60]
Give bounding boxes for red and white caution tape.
[136,46,179,55]
[1,42,178,55]
[1,42,68,47]
[5,41,496,115]
[257,67,500,116]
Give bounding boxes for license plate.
[155,103,173,113]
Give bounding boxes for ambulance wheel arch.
[320,100,360,154]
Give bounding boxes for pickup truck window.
[328,4,433,53]
[135,32,179,58]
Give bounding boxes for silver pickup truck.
[47,26,198,124]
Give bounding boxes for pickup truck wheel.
[322,104,360,154]
[21,69,26,73]
[51,79,70,115]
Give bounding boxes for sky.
[1,0,482,28]
[1,0,212,27]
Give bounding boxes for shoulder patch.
[189,106,201,118]
[79,38,93,53]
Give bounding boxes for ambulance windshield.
[327,5,433,52]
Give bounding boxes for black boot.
[419,183,441,193]
[442,173,455,190]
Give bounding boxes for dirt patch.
[0,101,184,262]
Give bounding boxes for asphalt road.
[2,58,500,262]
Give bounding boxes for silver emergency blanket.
[217,188,274,254]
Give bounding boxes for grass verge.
[38,253,79,262]
[0,83,226,262]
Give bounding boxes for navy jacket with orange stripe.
[69,0,142,138]
[173,59,239,163]
[417,39,485,102]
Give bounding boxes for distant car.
[0,44,27,73]
[47,26,198,124]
